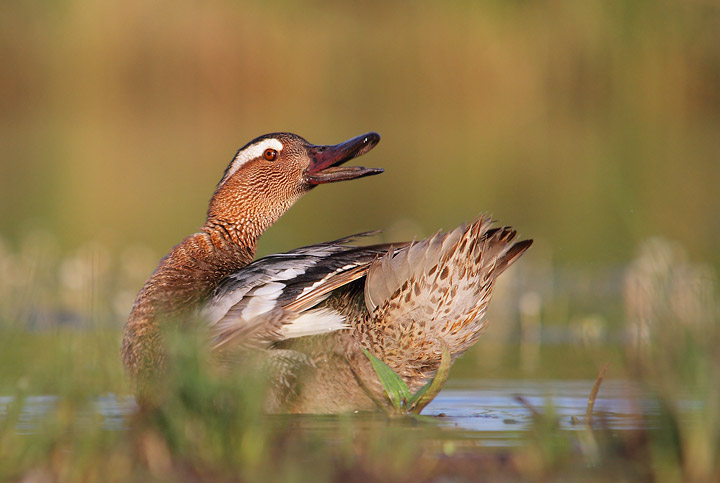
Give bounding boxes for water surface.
[1,378,687,446]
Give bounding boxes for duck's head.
[206,132,382,243]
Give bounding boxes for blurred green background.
[2,0,718,267]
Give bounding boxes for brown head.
[205,132,382,248]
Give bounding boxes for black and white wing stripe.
[200,233,398,348]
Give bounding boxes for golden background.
[2,0,717,267]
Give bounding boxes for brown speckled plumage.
[122,132,532,413]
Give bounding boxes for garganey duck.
[121,132,532,413]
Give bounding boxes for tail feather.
[357,215,531,382]
[496,238,533,275]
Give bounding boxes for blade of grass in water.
[408,343,451,414]
[361,348,411,411]
[362,343,451,415]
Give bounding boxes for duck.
[121,132,532,413]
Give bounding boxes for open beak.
[304,132,383,185]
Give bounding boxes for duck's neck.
[121,219,259,379]
[202,216,264,255]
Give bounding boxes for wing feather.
[202,233,405,349]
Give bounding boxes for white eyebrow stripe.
[222,138,284,183]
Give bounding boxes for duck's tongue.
[304,132,383,185]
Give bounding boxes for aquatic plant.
[360,344,451,417]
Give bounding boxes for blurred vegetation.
[1,0,719,481]
[0,204,718,480]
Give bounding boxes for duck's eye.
[263,149,278,161]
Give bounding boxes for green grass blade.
[408,342,451,414]
[362,348,411,411]
[408,380,431,408]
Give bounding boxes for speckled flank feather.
[357,216,532,384]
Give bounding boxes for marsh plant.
[360,344,451,417]
[624,237,720,481]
